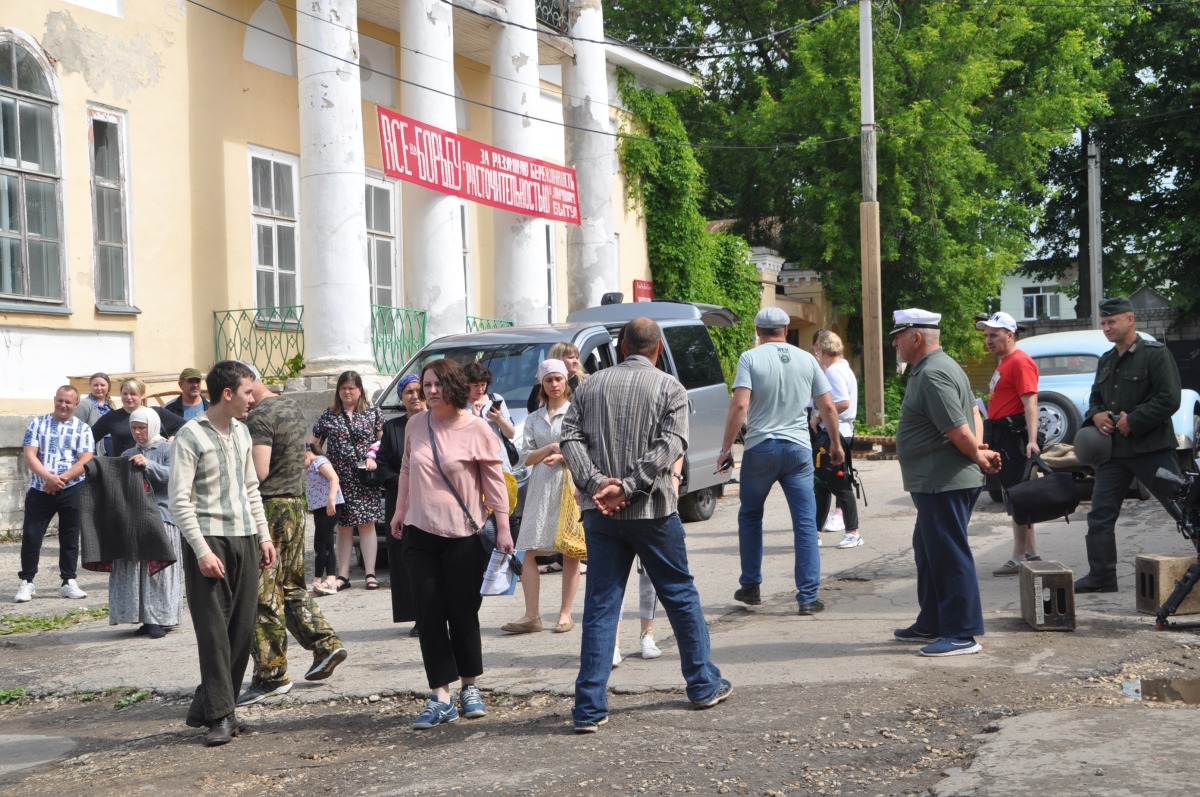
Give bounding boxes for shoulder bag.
[1003,453,1080,526]
[426,414,498,568]
[346,408,385,488]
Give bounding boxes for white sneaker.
[14,580,34,603]
[823,508,846,532]
[837,532,864,549]
[60,579,87,599]
[817,535,822,547]
[640,631,661,659]
[612,646,622,668]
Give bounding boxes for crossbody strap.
[426,413,482,533]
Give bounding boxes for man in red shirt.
[977,312,1043,576]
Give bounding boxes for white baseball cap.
[975,312,1018,333]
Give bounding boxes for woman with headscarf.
[108,408,185,639]
[90,377,185,456]
[377,374,426,635]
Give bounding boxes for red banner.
[377,106,580,225]
[633,279,655,302]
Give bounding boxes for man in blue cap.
[717,307,844,616]
[891,309,1001,656]
[1074,296,1182,593]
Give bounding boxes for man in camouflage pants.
[237,367,347,706]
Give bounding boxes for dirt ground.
[3,615,1196,797]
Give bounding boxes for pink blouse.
[395,410,510,538]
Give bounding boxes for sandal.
[335,576,352,592]
[365,574,379,590]
[539,562,563,575]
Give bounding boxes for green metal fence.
[371,305,427,375]
[213,306,304,383]
[466,315,515,332]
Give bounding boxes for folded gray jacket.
[80,456,177,572]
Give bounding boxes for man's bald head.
[622,318,663,360]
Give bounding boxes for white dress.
[518,402,573,553]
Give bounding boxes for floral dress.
[312,406,385,525]
[518,401,572,553]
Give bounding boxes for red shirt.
[987,348,1039,420]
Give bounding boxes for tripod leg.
[1155,562,1200,630]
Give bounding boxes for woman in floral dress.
[311,371,385,590]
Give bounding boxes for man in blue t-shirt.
[717,308,844,615]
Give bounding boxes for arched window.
[0,35,62,303]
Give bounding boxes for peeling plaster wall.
[42,9,167,101]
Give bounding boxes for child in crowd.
[305,443,343,596]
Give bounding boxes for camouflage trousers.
[252,498,342,687]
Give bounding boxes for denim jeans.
[573,510,723,725]
[736,439,820,603]
[18,485,81,584]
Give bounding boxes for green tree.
[606,0,1115,360]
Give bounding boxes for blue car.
[1015,330,1200,472]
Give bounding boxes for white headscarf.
[129,407,163,451]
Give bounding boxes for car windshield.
[1033,354,1099,376]
[380,343,555,409]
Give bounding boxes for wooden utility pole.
[859,0,885,427]
[1086,139,1103,329]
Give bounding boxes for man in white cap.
[717,307,844,616]
[892,309,1001,656]
[976,312,1043,576]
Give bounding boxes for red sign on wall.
[633,279,655,302]
[377,106,581,225]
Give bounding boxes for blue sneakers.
[919,637,982,657]
[459,685,487,718]
[692,678,734,710]
[893,624,938,643]
[412,698,459,729]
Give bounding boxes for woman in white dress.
[108,407,184,638]
[501,359,582,634]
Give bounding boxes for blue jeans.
[736,439,820,603]
[573,510,723,725]
[911,488,985,639]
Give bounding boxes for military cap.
[888,308,941,336]
[1098,296,1134,316]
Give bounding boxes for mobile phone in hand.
[491,399,503,412]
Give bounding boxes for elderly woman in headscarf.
[377,373,427,635]
[108,407,185,639]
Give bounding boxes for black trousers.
[312,509,339,579]
[18,485,81,583]
[183,535,261,724]
[815,436,859,531]
[1087,449,1182,537]
[384,494,416,624]
[401,525,484,690]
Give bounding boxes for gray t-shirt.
[733,343,831,451]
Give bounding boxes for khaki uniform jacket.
[1084,337,1180,458]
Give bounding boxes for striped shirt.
[22,414,95,492]
[561,355,688,520]
[168,413,270,558]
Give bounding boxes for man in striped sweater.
[169,360,277,747]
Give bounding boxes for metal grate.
[213,306,304,383]
[535,0,568,33]
[466,315,515,332]
[371,305,427,375]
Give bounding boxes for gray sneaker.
[692,679,733,710]
[235,681,293,706]
[992,560,1021,577]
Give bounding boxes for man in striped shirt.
[15,386,95,603]
[562,318,732,734]
[169,360,277,747]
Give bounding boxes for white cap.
[754,306,791,329]
[888,308,942,336]
[975,312,1018,333]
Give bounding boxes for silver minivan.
[374,300,734,522]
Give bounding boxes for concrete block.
[1136,554,1200,616]
[1020,560,1075,631]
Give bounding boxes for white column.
[297,0,374,374]
[401,0,467,339]
[562,0,617,312]
[490,0,545,326]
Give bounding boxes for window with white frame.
[249,149,298,309]
[89,107,130,305]
[365,177,398,306]
[0,38,63,303]
[543,221,557,323]
[1022,285,1061,320]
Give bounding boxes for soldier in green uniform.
[1075,296,1183,593]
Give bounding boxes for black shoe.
[145,623,166,639]
[305,647,348,681]
[734,584,761,606]
[408,624,420,638]
[205,714,236,747]
[134,625,151,636]
[797,599,825,616]
[1075,532,1119,593]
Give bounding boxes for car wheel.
[1038,393,1081,446]
[679,486,717,522]
[988,488,1004,504]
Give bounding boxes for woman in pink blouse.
[391,358,514,730]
